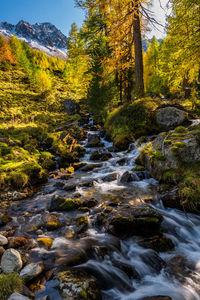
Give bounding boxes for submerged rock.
[102,173,118,182]
[57,269,101,299]
[156,106,188,129]
[1,248,23,273]
[107,205,163,237]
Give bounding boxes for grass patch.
[0,273,23,300]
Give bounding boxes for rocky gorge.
[0,105,200,300]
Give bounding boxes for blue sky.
[0,0,168,38]
[0,0,85,36]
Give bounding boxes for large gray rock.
[20,262,44,281]
[140,132,200,180]
[156,107,188,129]
[1,249,23,273]
[63,99,80,115]
[8,293,30,300]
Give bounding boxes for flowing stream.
[6,119,200,300]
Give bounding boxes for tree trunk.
[132,0,144,97]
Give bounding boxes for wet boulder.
[107,205,163,237]
[57,269,101,299]
[63,183,76,191]
[156,106,188,129]
[101,152,113,161]
[63,99,80,115]
[120,171,139,183]
[102,173,118,182]
[1,249,23,273]
[135,170,150,180]
[90,151,112,161]
[90,151,102,161]
[139,235,174,252]
[117,158,126,166]
[86,134,102,147]
[20,262,44,282]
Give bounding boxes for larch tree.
[75,0,152,100]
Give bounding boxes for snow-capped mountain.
[0,20,68,59]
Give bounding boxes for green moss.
[172,142,185,156]
[0,273,23,300]
[151,151,166,161]
[164,140,172,145]
[0,143,12,156]
[162,169,180,183]
[133,165,145,172]
[140,217,160,223]
[59,198,82,211]
[8,171,29,188]
[105,98,160,143]
[75,216,88,226]
[174,126,188,134]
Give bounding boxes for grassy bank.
[0,63,85,192]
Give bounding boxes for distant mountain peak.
[0,20,68,59]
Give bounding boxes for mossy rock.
[37,237,53,249]
[57,269,101,300]
[59,198,83,211]
[42,214,61,230]
[133,165,145,172]
[107,205,163,238]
